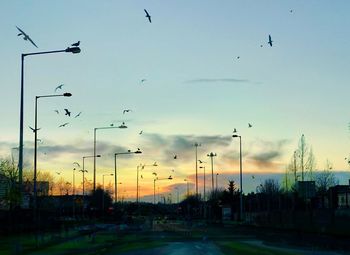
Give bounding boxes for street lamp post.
[81,154,100,216]
[19,47,81,188]
[153,176,172,204]
[232,134,243,221]
[216,173,219,190]
[102,174,113,212]
[114,149,142,203]
[194,143,201,198]
[199,166,206,201]
[137,162,157,203]
[93,123,127,191]
[184,179,189,197]
[207,152,217,191]
[33,93,72,215]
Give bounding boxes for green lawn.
[216,241,299,255]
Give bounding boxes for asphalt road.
[116,241,224,255]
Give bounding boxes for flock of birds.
[16,7,278,186]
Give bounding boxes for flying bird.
[73,162,80,167]
[71,41,80,47]
[123,109,132,114]
[110,123,114,127]
[152,172,157,176]
[55,84,64,92]
[248,123,252,128]
[233,128,237,133]
[141,175,143,179]
[59,122,69,128]
[171,169,175,172]
[139,130,143,135]
[16,26,38,48]
[29,126,40,132]
[140,79,147,83]
[268,35,273,47]
[198,160,206,164]
[37,139,42,143]
[251,175,255,179]
[74,112,82,118]
[173,155,177,159]
[64,109,71,117]
[144,9,152,23]
[54,110,59,114]
[56,172,61,175]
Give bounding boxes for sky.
[1,1,350,201]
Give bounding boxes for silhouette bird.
[236,56,240,60]
[139,130,143,135]
[233,128,237,133]
[29,126,40,132]
[73,162,80,167]
[110,123,114,127]
[152,172,157,176]
[260,44,263,48]
[71,41,80,47]
[268,35,273,47]
[123,109,132,114]
[74,112,82,118]
[64,109,71,117]
[198,160,206,164]
[55,84,64,92]
[54,110,59,114]
[251,175,255,179]
[140,79,147,83]
[16,26,38,48]
[59,122,69,127]
[141,175,143,179]
[248,123,252,128]
[290,9,293,13]
[144,9,151,23]
[118,122,127,128]
[37,139,42,143]
[56,172,61,175]
[174,155,177,159]
[171,169,175,172]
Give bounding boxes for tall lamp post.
[232,134,243,221]
[199,166,206,201]
[102,173,113,212]
[184,179,189,197]
[33,93,72,214]
[19,46,81,187]
[207,152,217,191]
[216,173,219,190]
[81,154,100,216]
[137,162,157,203]
[93,123,127,191]
[194,143,201,198]
[153,176,172,204]
[114,149,142,203]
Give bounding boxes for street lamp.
[194,143,201,198]
[33,92,72,214]
[199,166,206,201]
[102,173,113,212]
[207,152,217,191]
[18,47,81,187]
[137,162,158,203]
[232,134,243,221]
[153,175,172,204]
[93,124,128,191]
[81,154,100,216]
[114,148,142,203]
[184,179,190,197]
[216,173,219,190]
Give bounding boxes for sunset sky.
[1,1,350,201]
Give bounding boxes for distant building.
[328,184,350,209]
[23,180,49,196]
[297,181,316,200]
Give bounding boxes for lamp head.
[63,92,72,97]
[65,47,81,54]
[134,148,142,154]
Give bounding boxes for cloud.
[185,78,251,84]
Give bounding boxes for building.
[328,184,350,209]
[297,181,316,200]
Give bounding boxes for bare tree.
[316,160,337,194]
[0,158,20,209]
[297,134,316,181]
[256,179,280,195]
